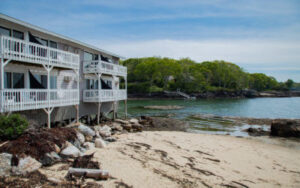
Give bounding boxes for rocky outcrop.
[78,124,96,137]
[12,156,42,175]
[271,120,300,137]
[0,153,12,177]
[61,145,82,158]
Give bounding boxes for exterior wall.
[1,16,123,125]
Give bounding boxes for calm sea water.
[118,97,300,136]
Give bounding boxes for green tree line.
[121,57,296,94]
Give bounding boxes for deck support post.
[113,101,116,120]
[75,104,79,124]
[124,100,127,119]
[43,107,54,128]
[97,102,101,125]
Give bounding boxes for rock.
[271,120,300,137]
[41,152,61,166]
[112,122,123,131]
[132,123,143,132]
[85,135,94,142]
[61,145,81,157]
[144,105,184,110]
[245,127,269,136]
[76,132,85,144]
[78,124,96,137]
[115,119,128,124]
[54,144,61,153]
[83,142,95,150]
[12,156,42,175]
[95,138,107,148]
[122,123,132,131]
[105,137,117,142]
[0,153,12,177]
[129,118,139,124]
[95,125,112,138]
[73,139,82,149]
[48,177,63,184]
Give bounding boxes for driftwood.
[68,168,109,180]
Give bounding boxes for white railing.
[0,35,80,70]
[83,89,127,102]
[0,89,79,112]
[83,60,127,76]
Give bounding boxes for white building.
[0,14,127,127]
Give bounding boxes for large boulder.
[83,142,95,150]
[12,156,42,175]
[111,122,123,132]
[76,132,85,144]
[60,145,81,157]
[271,120,300,137]
[95,138,107,148]
[129,118,139,124]
[78,124,96,137]
[0,153,12,177]
[95,125,112,138]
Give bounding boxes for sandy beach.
[41,131,300,188]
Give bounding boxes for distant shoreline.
[128,90,300,100]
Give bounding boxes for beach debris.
[67,168,109,180]
[12,156,42,175]
[95,138,107,148]
[144,105,184,110]
[78,124,96,137]
[61,145,82,158]
[0,127,77,161]
[0,153,12,177]
[72,153,100,169]
[271,119,300,137]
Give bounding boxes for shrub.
[0,114,28,140]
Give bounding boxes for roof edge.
[0,13,124,59]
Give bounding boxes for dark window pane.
[50,76,57,89]
[13,73,24,88]
[50,41,57,48]
[0,26,10,36]
[93,54,99,60]
[41,75,47,88]
[4,72,12,89]
[13,30,24,40]
[40,39,48,46]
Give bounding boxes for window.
[40,39,48,46]
[84,52,93,61]
[33,74,47,88]
[4,72,25,89]
[50,76,57,89]
[86,79,98,89]
[0,26,10,36]
[50,41,57,49]
[13,30,24,40]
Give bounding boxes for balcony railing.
[83,60,127,77]
[0,89,79,113]
[83,89,127,102]
[0,35,80,70]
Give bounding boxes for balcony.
[83,60,127,77]
[0,89,79,113]
[0,35,80,70]
[83,89,127,102]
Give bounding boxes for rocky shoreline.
[129,90,300,99]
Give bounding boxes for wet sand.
[42,131,300,187]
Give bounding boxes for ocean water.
[118,97,300,136]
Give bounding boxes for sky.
[1,0,300,81]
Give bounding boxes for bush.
[0,114,28,140]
